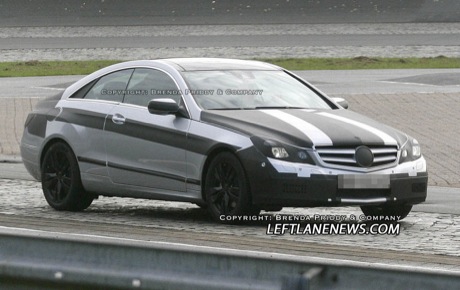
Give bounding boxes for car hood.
[200,109,408,148]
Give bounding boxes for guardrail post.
[300,267,324,290]
[282,267,325,290]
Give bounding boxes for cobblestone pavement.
[0,178,459,271]
[0,97,40,156]
[341,93,460,188]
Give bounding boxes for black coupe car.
[21,58,428,222]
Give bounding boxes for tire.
[204,152,259,223]
[41,142,93,211]
[360,204,412,221]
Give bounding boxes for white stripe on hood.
[261,110,333,146]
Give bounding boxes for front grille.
[316,145,398,168]
[337,188,390,199]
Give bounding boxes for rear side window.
[83,69,134,102]
[70,79,97,99]
[123,68,181,107]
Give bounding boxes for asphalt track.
[1,0,460,26]
[1,2,460,61]
[4,33,460,50]
[2,23,460,61]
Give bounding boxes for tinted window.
[83,69,134,102]
[124,68,181,107]
[70,79,97,99]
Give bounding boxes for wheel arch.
[40,137,74,167]
[200,145,252,202]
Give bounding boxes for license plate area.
[338,174,390,189]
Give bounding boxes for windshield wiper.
[207,106,309,110]
[253,106,309,110]
[207,107,250,110]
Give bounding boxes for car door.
[104,68,190,192]
[64,69,133,177]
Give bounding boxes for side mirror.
[331,97,349,109]
[148,98,179,115]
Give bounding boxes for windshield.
[181,70,332,110]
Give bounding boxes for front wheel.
[204,152,259,223]
[360,204,412,221]
[41,142,93,211]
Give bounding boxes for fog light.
[298,151,308,160]
[402,149,408,158]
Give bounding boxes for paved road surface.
[2,0,459,26]
[4,34,460,50]
[2,23,460,61]
[0,177,458,272]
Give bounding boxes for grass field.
[259,56,460,70]
[1,57,459,77]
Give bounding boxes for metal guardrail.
[1,227,459,290]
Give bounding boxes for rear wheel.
[204,152,259,223]
[41,142,93,211]
[360,204,412,221]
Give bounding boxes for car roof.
[158,58,281,71]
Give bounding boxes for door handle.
[112,113,126,125]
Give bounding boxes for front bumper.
[239,149,428,207]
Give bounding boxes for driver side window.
[123,68,181,107]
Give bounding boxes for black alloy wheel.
[41,142,93,211]
[204,152,258,223]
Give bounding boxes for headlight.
[251,136,314,164]
[399,137,422,164]
[412,139,421,158]
[271,147,289,159]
